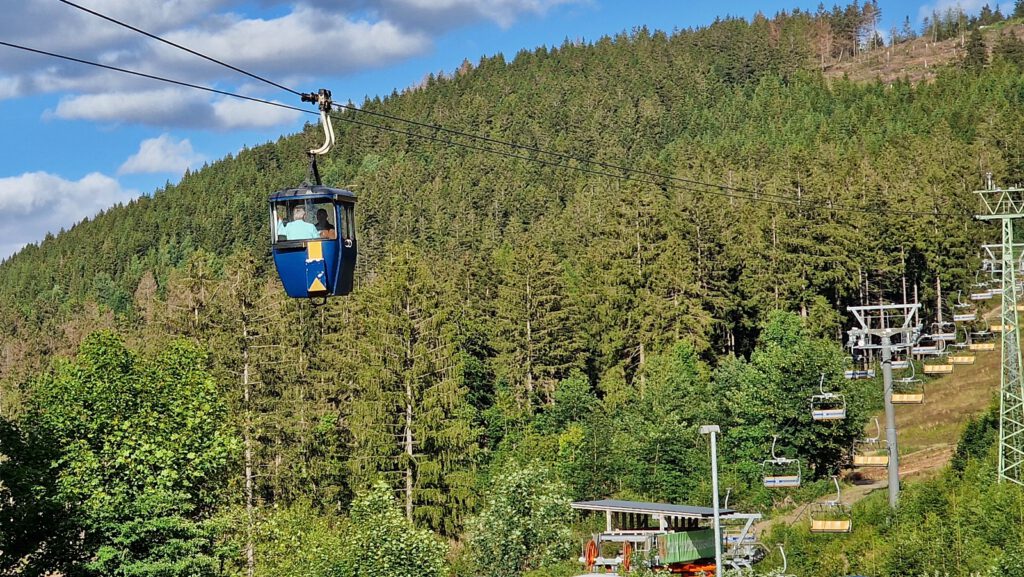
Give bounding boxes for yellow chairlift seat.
[762,436,801,488]
[969,342,996,352]
[991,324,1013,333]
[809,478,852,534]
[852,420,890,466]
[922,363,953,375]
[892,369,925,403]
[811,518,853,533]
[950,354,976,365]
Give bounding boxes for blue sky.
[0,0,1009,259]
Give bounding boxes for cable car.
[809,477,852,534]
[269,89,358,300]
[811,374,846,421]
[762,436,801,488]
[852,417,889,467]
[270,187,356,298]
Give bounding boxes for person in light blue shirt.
[281,205,319,240]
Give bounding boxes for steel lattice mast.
[976,183,1024,486]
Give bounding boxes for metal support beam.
[881,335,899,507]
[847,303,920,507]
[976,183,1024,487]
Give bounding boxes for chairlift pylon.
[762,436,801,488]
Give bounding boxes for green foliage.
[964,28,988,70]
[340,481,448,577]
[248,500,349,577]
[0,417,86,576]
[27,332,236,576]
[718,311,863,493]
[468,463,572,577]
[952,402,999,472]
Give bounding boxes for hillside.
[824,20,1024,84]
[4,4,1024,577]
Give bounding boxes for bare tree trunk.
[525,273,534,399]
[242,315,255,577]
[404,298,414,522]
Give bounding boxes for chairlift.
[953,292,977,323]
[809,477,852,534]
[950,352,976,365]
[970,342,997,352]
[811,374,846,421]
[970,290,995,301]
[892,379,925,404]
[930,321,956,342]
[895,361,919,385]
[922,353,953,375]
[911,342,943,355]
[775,545,796,577]
[843,355,874,380]
[971,328,993,340]
[852,417,890,468]
[762,436,801,488]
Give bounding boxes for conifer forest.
[6,2,1024,576]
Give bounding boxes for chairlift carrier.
[809,477,852,533]
[852,417,889,467]
[762,436,801,488]
[811,374,847,421]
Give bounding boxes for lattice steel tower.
[976,181,1024,486]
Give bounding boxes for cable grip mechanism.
[301,89,334,185]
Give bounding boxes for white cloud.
[119,134,205,174]
[1,0,582,127]
[917,1,1010,21]
[0,171,139,259]
[161,6,430,75]
[212,98,303,129]
[0,77,20,100]
[388,0,579,28]
[51,88,209,125]
[50,88,303,130]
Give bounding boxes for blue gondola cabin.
[269,186,356,298]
